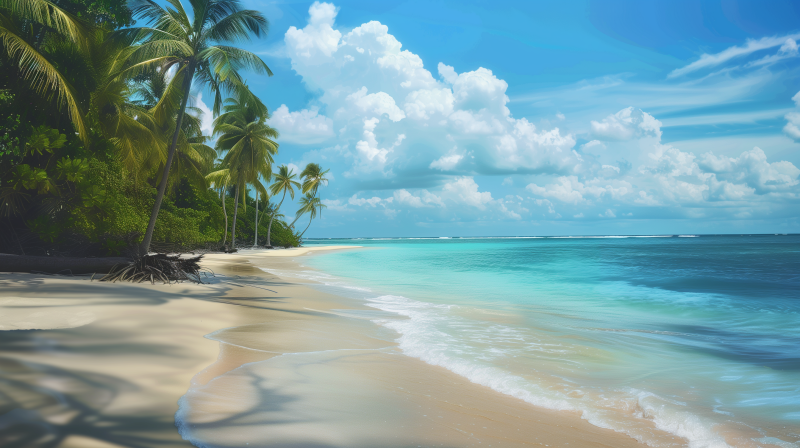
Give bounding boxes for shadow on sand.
[0,272,447,448]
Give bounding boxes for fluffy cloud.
[346,87,406,122]
[526,177,584,204]
[599,209,616,218]
[451,67,510,116]
[526,176,631,205]
[429,149,464,171]
[322,198,350,212]
[403,88,454,120]
[698,148,800,194]
[348,194,390,207]
[282,3,800,228]
[194,93,214,136]
[784,111,800,141]
[269,105,335,144]
[438,63,458,84]
[393,189,443,207]
[638,144,799,204]
[284,2,341,63]
[351,118,405,174]
[441,177,493,209]
[591,107,662,141]
[283,2,578,177]
[525,110,799,211]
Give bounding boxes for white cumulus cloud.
[441,177,493,209]
[591,107,662,141]
[429,149,464,171]
[269,105,335,144]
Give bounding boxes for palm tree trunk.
[254,189,259,247]
[267,191,286,247]
[221,187,228,245]
[300,215,313,238]
[138,63,196,255]
[231,185,240,249]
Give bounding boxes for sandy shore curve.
[0,247,650,447]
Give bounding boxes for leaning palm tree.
[289,163,328,229]
[266,164,299,247]
[125,0,272,255]
[0,0,89,140]
[295,194,326,239]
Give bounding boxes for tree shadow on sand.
[0,273,228,447]
[0,335,189,447]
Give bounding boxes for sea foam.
[365,293,738,448]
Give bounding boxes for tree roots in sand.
[100,254,207,284]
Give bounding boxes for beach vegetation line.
[0,0,325,264]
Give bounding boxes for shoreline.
[1,246,649,447]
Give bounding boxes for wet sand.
[0,247,651,447]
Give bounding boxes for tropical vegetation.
[0,0,326,258]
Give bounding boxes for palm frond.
[202,9,269,43]
[3,0,89,47]
[0,14,88,141]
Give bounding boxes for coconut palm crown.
[0,0,90,140]
[125,0,272,254]
[300,162,330,197]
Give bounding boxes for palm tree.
[295,194,326,239]
[289,163,328,229]
[89,35,162,173]
[126,0,272,255]
[0,0,89,141]
[300,162,330,197]
[208,93,277,249]
[266,164,299,247]
[205,167,231,246]
[128,65,216,190]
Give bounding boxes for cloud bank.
[274,2,800,232]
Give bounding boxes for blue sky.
[197,0,800,237]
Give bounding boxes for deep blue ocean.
[299,235,800,448]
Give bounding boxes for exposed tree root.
[100,254,207,284]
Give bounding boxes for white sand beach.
[0,247,649,447]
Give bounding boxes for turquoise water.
[301,235,800,448]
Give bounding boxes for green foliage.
[11,164,55,193]
[55,157,89,183]
[0,91,23,162]
[227,195,300,248]
[64,158,150,244]
[61,0,134,30]
[26,216,60,243]
[153,204,215,247]
[0,2,313,256]
[25,126,67,156]
[269,220,301,247]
